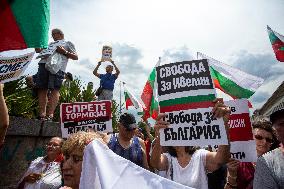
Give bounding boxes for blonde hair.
[62,131,105,155]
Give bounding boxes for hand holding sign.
[226,158,239,178]
[212,98,231,125]
[154,113,169,137]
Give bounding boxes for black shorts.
[35,64,65,90]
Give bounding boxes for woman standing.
[225,119,278,189]
[150,99,231,189]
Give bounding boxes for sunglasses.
[254,135,273,143]
[45,143,61,148]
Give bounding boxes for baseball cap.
[119,113,137,131]
[270,101,284,124]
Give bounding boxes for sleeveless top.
[164,149,209,189]
[108,134,143,167]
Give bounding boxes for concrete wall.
[0,117,61,189]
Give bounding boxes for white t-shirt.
[38,40,76,72]
[163,149,208,189]
[19,156,62,189]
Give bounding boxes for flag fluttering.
[197,52,264,100]
[140,58,160,120]
[124,83,144,110]
[0,0,50,52]
[267,26,284,62]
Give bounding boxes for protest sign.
[225,99,257,162]
[156,59,228,146]
[101,45,112,62]
[60,101,112,138]
[36,40,65,59]
[0,52,34,83]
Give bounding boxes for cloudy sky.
[4,0,284,111]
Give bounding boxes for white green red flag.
[0,0,50,51]
[197,52,264,100]
[140,58,160,120]
[267,26,284,62]
[124,84,144,110]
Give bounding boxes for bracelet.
[64,51,68,55]
[226,181,237,188]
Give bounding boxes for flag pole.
[119,81,122,114]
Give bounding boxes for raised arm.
[56,46,78,60]
[0,84,9,145]
[93,61,102,78]
[138,138,150,170]
[145,120,154,142]
[150,114,169,171]
[111,60,120,78]
[205,98,231,172]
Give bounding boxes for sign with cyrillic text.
[225,99,257,162]
[157,60,227,146]
[60,101,112,138]
[0,52,34,83]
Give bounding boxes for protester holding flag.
[150,99,231,189]
[0,84,9,151]
[35,28,78,121]
[254,104,284,188]
[225,119,278,189]
[93,59,120,101]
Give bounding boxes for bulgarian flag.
[267,26,284,62]
[124,83,144,110]
[197,52,264,100]
[0,0,50,52]
[140,58,161,120]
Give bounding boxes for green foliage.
[3,77,121,132]
[3,77,38,119]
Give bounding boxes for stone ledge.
[7,117,62,137]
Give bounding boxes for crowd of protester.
[0,28,283,189]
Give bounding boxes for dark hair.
[252,118,279,150]
[65,72,73,81]
[167,146,200,157]
[252,119,274,134]
[270,109,284,124]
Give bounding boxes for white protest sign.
[224,99,257,162]
[157,59,228,146]
[159,107,228,146]
[60,101,113,138]
[0,52,34,83]
[36,40,65,59]
[101,45,112,62]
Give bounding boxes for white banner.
[0,52,34,83]
[80,140,195,189]
[159,107,228,146]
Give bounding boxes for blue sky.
[2,0,284,111]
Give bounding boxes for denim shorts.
[35,64,65,90]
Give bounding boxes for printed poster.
[0,52,34,83]
[156,59,228,146]
[60,101,113,138]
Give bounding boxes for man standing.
[253,102,284,188]
[93,60,120,101]
[106,113,149,169]
[35,28,78,121]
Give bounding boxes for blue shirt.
[99,73,117,90]
[108,134,143,167]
